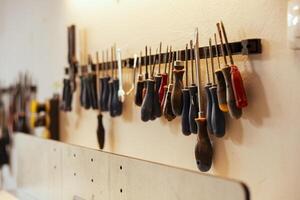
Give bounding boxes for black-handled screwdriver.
[152,46,162,118]
[209,38,225,137]
[204,47,213,135]
[98,51,105,110]
[188,40,199,134]
[134,51,144,106]
[194,29,213,172]
[181,44,191,136]
[108,47,115,117]
[101,50,110,111]
[160,46,171,108]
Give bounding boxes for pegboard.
[13,134,249,200]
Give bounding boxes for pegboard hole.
[91,178,94,183]
[91,158,94,162]
[120,188,123,193]
[74,172,77,176]
[73,153,76,158]
[120,165,123,170]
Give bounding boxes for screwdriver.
[98,51,105,110]
[108,47,116,117]
[188,40,199,134]
[171,50,184,116]
[134,51,144,106]
[152,47,162,118]
[209,38,225,137]
[204,47,213,135]
[213,33,228,112]
[154,42,163,96]
[181,44,191,136]
[100,50,110,111]
[87,55,98,110]
[221,21,248,108]
[194,28,213,172]
[217,23,242,119]
[163,49,176,121]
[158,46,169,104]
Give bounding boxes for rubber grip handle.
[222,67,242,119]
[79,76,84,107]
[231,65,248,108]
[98,78,104,109]
[181,89,191,136]
[90,74,98,110]
[141,80,155,122]
[108,80,115,117]
[215,70,228,112]
[194,117,213,172]
[163,85,176,121]
[188,85,199,134]
[111,79,123,116]
[209,86,225,137]
[134,80,144,106]
[204,84,213,135]
[153,76,162,118]
[63,79,73,111]
[171,70,184,116]
[100,77,110,111]
[158,73,168,103]
[97,114,105,149]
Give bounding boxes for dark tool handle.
[111,79,123,116]
[194,117,213,172]
[97,114,105,149]
[98,78,104,109]
[153,76,162,118]
[158,73,168,103]
[204,84,213,135]
[181,89,191,136]
[209,86,225,137]
[108,80,115,117]
[63,79,73,111]
[79,76,84,107]
[141,80,155,122]
[61,78,67,111]
[188,85,199,134]
[160,85,168,109]
[87,75,98,110]
[222,67,242,119]
[215,70,228,112]
[135,79,144,106]
[16,115,30,134]
[231,65,248,108]
[101,77,110,111]
[163,85,176,121]
[171,70,184,116]
[83,77,91,109]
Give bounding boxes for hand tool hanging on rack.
[203,47,213,135]
[209,38,225,137]
[158,46,169,103]
[163,50,176,121]
[154,42,163,99]
[160,46,171,109]
[188,40,199,134]
[126,54,138,95]
[108,47,115,117]
[171,50,184,116]
[68,25,78,93]
[61,70,73,111]
[181,44,191,136]
[117,49,125,103]
[0,93,10,167]
[213,34,228,112]
[152,45,162,118]
[87,55,98,110]
[194,29,213,172]
[96,52,105,149]
[220,22,248,109]
[99,51,109,111]
[134,51,144,106]
[217,23,242,119]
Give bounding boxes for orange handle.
[231,65,248,108]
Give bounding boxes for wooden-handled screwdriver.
[161,46,171,108]
[221,21,248,108]
[217,23,242,119]
[209,38,225,137]
[181,44,191,136]
[159,46,169,105]
[213,33,228,112]
[134,51,144,106]
[194,29,213,172]
[189,40,199,134]
[204,47,213,135]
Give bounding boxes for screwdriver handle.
[97,114,105,149]
[141,80,155,122]
[188,85,199,134]
[160,85,168,109]
[108,80,115,117]
[89,74,98,110]
[111,79,123,116]
[222,67,242,119]
[163,85,176,121]
[153,76,162,118]
[101,77,110,111]
[209,86,225,137]
[158,73,168,103]
[63,78,73,111]
[171,70,184,116]
[98,77,104,109]
[231,65,248,108]
[204,84,213,135]
[214,70,228,112]
[181,89,191,136]
[134,76,144,106]
[194,117,213,172]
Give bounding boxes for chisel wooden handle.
[215,70,228,112]
[153,76,162,118]
[188,85,199,133]
[134,77,144,106]
[209,85,225,137]
[108,80,115,117]
[204,83,213,134]
[171,70,184,116]
[231,65,248,108]
[222,67,242,119]
[101,77,110,111]
[194,117,213,172]
[141,80,155,122]
[163,85,176,121]
[158,73,168,103]
[97,114,105,149]
[181,88,191,136]
[112,79,123,116]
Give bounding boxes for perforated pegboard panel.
[13,134,249,200]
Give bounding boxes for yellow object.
[219,104,229,112]
[30,100,38,113]
[30,115,36,129]
[42,129,50,139]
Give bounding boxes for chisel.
[98,51,105,110]
[217,23,242,119]
[181,44,191,135]
[209,38,225,137]
[159,46,169,105]
[220,21,248,108]
[100,50,110,111]
[134,51,144,106]
[152,47,162,118]
[108,47,116,117]
[194,28,213,172]
[188,40,199,134]
[87,55,98,110]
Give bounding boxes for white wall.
[1,0,300,199]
